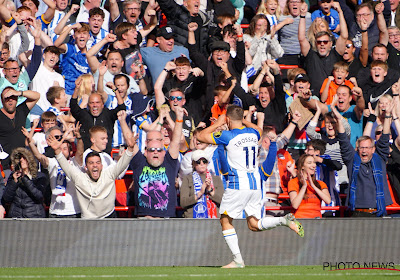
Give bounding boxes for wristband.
[237,34,243,38]
[76,137,82,139]
[300,15,306,18]
[361,29,367,33]
[393,117,399,121]
[393,94,399,96]
[163,68,170,73]
[290,120,298,126]
[176,119,183,123]
[385,115,392,119]
[17,21,24,26]
[157,122,163,126]
[20,91,23,97]
[367,114,377,123]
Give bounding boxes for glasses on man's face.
[375,131,383,136]
[125,7,140,11]
[169,96,183,101]
[195,158,208,165]
[358,146,373,151]
[213,49,227,54]
[356,13,371,18]
[289,0,301,3]
[389,33,400,38]
[316,40,330,45]
[54,135,63,140]
[4,67,20,72]
[345,43,353,48]
[146,147,164,153]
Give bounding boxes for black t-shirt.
[347,57,364,78]
[0,102,30,169]
[305,48,342,98]
[130,151,179,217]
[387,43,400,73]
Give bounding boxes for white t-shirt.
[33,132,47,155]
[30,62,65,112]
[9,32,34,60]
[47,157,81,215]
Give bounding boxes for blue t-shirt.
[130,151,179,217]
[311,8,340,37]
[328,105,363,147]
[140,46,190,85]
[61,44,90,96]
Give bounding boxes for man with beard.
[336,99,393,217]
[48,114,137,219]
[69,77,125,154]
[298,1,348,97]
[0,87,40,179]
[127,106,185,218]
[87,34,143,97]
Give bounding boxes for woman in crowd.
[180,150,224,218]
[76,74,96,109]
[1,148,48,218]
[277,0,311,66]
[243,14,284,72]
[288,154,331,218]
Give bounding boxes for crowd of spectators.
[0,0,399,219]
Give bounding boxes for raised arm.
[363,102,376,137]
[118,110,139,155]
[54,5,80,35]
[109,0,120,22]
[332,1,348,55]
[54,23,82,53]
[298,2,310,57]
[154,61,175,109]
[376,2,388,46]
[352,86,365,120]
[96,61,110,103]
[41,0,56,24]
[169,106,185,159]
[22,126,49,169]
[87,33,117,73]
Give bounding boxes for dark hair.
[1,42,9,51]
[115,22,135,40]
[306,139,326,155]
[372,43,388,53]
[89,7,105,19]
[296,154,322,199]
[107,49,123,60]
[315,31,332,40]
[21,0,39,9]
[44,46,61,56]
[114,74,130,87]
[85,151,101,165]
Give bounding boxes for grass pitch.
[1,266,400,280]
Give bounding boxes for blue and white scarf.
[349,153,386,216]
[192,172,208,218]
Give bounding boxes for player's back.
[213,127,261,190]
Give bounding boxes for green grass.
[1,266,400,280]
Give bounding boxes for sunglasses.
[146,147,164,153]
[375,131,382,136]
[316,40,330,45]
[169,96,183,101]
[345,44,353,48]
[54,135,63,140]
[195,158,208,165]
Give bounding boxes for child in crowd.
[30,111,58,154]
[46,86,75,127]
[257,0,292,40]
[320,61,354,105]
[211,81,236,123]
[311,0,340,38]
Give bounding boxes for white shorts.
[219,188,263,219]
